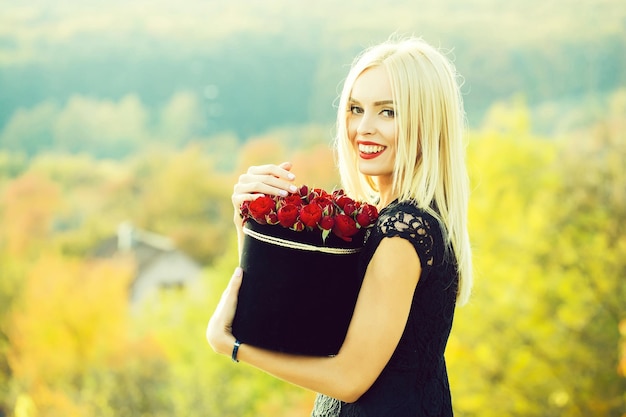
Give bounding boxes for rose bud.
[319,215,335,231]
[240,201,250,220]
[290,220,305,232]
[343,202,358,217]
[266,212,279,225]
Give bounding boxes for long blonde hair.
[335,37,473,305]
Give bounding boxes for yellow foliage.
[7,255,133,388]
[619,320,626,378]
[1,173,60,255]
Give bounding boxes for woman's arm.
[207,235,421,403]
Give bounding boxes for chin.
[358,164,392,178]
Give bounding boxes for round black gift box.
[232,220,365,356]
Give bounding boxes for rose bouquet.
[240,185,379,243]
[232,186,379,356]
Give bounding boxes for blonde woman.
[207,36,473,416]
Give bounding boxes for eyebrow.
[349,97,395,106]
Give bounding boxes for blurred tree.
[0,255,28,416]
[5,254,175,416]
[0,152,27,181]
[7,256,126,411]
[0,101,59,156]
[131,145,234,264]
[53,95,149,158]
[617,319,626,378]
[158,91,203,147]
[235,136,289,173]
[1,173,60,255]
[447,98,626,416]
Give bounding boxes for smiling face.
[347,65,397,187]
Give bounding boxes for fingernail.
[279,190,288,196]
[289,185,298,193]
[234,267,243,277]
[287,173,295,180]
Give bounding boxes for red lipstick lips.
[358,141,386,160]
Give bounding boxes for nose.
[356,112,375,136]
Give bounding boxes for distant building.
[92,222,202,304]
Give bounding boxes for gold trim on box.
[243,227,362,255]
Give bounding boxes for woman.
[207,36,473,416]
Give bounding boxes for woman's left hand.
[206,267,243,356]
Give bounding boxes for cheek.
[346,121,357,143]
[379,124,397,148]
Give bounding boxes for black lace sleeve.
[378,202,437,273]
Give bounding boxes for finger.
[235,175,297,195]
[220,267,243,303]
[279,161,293,172]
[231,190,266,210]
[248,163,296,182]
[227,267,243,293]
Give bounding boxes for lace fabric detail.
[311,393,341,417]
[378,208,435,268]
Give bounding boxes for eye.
[349,105,363,115]
[381,109,395,118]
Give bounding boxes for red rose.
[356,212,370,228]
[333,214,359,242]
[319,215,335,243]
[335,195,353,210]
[314,188,328,196]
[277,204,299,228]
[298,185,309,197]
[343,202,358,217]
[356,204,379,227]
[364,204,378,220]
[249,196,275,223]
[308,188,328,200]
[285,194,304,207]
[312,196,335,216]
[300,203,323,228]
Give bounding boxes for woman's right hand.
[231,162,298,218]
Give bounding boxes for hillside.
[1,0,625,157]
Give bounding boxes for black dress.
[312,200,459,417]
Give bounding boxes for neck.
[375,178,396,210]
